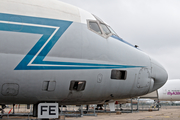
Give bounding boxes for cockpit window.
[100,23,111,35]
[89,21,102,34]
[88,15,119,38]
[108,26,117,35]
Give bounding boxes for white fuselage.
[0,0,168,105]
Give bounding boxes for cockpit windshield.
[108,26,117,36]
[100,23,111,35]
[88,14,119,37]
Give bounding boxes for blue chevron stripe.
[0,13,144,70]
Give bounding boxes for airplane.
[0,0,168,118]
[158,79,180,101]
[142,79,180,101]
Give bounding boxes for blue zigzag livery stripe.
[0,13,143,70]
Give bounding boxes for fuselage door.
[136,67,151,94]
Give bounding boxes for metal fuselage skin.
[0,0,168,105]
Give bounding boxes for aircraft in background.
[0,0,168,118]
[158,79,180,101]
[141,79,180,101]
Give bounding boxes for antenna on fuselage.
[135,45,139,48]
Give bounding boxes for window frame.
[87,20,103,36]
[87,20,113,39]
[99,23,112,35]
[111,70,127,80]
[107,25,119,37]
[69,80,86,91]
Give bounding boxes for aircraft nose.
[149,58,168,92]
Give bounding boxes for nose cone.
[149,58,168,92]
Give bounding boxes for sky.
[59,0,180,79]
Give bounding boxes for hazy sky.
[59,0,180,79]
